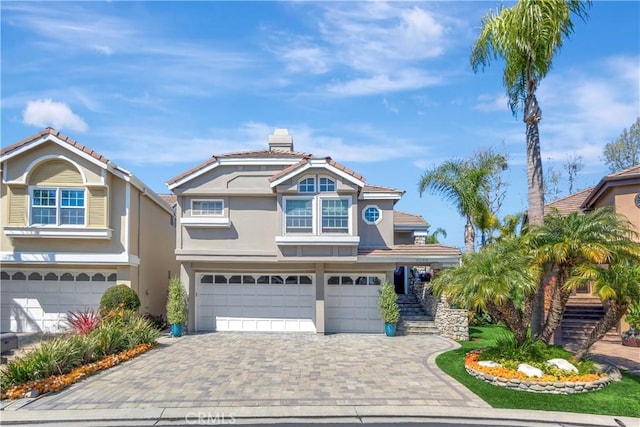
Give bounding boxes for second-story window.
[319,177,336,192]
[285,199,313,233]
[299,177,315,193]
[192,199,224,216]
[321,199,349,233]
[31,188,85,226]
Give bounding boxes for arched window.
[298,177,315,193]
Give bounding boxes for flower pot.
[384,322,397,337]
[170,323,184,337]
[621,336,640,347]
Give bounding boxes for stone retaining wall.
[411,279,469,341]
[465,365,613,394]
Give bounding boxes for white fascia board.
[168,158,300,191]
[270,160,365,188]
[359,193,403,200]
[275,235,360,246]
[180,217,230,227]
[1,252,140,266]
[4,227,113,239]
[1,135,109,173]
[412,230,429,237]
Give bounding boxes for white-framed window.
[284,198,314,233]
[30,187,85,226]
[362,205,382,225]
[319,177,336,192]
[191,199,224,216]
[321,198,349,233]
[299,177,315,193]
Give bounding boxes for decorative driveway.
[23,333,489,410]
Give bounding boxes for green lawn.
[435,325,640,417]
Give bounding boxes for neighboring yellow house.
[1,128,178,333]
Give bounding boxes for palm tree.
[425,227,447,244]
[471,0,591,228]
[431,237,539,343]
[569,259,640,360]
[418,154,505,253]
[527,208,640,344]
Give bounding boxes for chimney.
[268,128,293,152]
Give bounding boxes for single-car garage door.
[325,274,384,333]
[196,273,315,332]
[1,270,117,333]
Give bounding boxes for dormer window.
[299,178,315,193]
[319,177,336,192]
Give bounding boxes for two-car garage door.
[195,272,384,334]
[1,270,116,333]
[196,273,316,332]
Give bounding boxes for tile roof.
[362,184,403,193]
[167,150,312,186]
[393,211,428,226]
[545,187,593,216]
[268,156,365,184]
[605,164,640,179]
[582,163,640,208]
[158,194,178,207]
[358,244,462,258]
[1,128,109,164]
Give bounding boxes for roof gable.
[582,164,640,208]
[269,157,365,188]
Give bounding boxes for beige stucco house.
[546,164,640,338]
[168,129,461,334]
[1,128,178,333]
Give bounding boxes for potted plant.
[622,303,640,347]
[166,277,187,337]
[378,280,400,336]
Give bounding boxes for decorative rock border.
[465,362,615,394]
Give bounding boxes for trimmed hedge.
[99,284,140,312]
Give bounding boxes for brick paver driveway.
[24,333,489,410]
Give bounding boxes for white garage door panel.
[325,274,384,333]
[1,272,115,333]
[196,274,315,332]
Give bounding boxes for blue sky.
[2,1,639,249]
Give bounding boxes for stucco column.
[180,262,195,332]
[315,263,325,334]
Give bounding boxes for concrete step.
[401,315,433,322]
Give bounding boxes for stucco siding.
[357,200,395,248]
[176,165,285,194]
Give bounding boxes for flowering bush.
[465,351,604,383]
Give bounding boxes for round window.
[363,206,381,224]
[635,193,640,208]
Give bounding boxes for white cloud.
[22,99,88,132]
[383,97,399,114]
[94,45,113,55]
[474,93,509,112]
[326,69,441,96]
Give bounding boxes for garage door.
[325,274,384,333]
[1,270,117,333]
[196,273,315,332]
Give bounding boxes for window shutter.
[8,186,28,226]
[87,187,107,227]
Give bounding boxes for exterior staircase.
[560,298,620,346]
[396,293,438,335]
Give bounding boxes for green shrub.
[99,284,140,313]
[378,280,400,324]
[166,277,187,325]
[91,322,128,356]
[123,317,161,347]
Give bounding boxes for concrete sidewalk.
[0,405,638,426]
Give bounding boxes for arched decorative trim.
[23,155,88,185]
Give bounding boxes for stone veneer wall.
[410,278,469,341]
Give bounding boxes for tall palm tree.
[568,259,640,360]
[471,0,591,228]
[527,208,640,344]
[431,237,539,343]
[418,154,504,253]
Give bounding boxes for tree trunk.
[539,269,571,343]
[525,89,546,337]
[464,216,475,253]
[487,300,527,344]
[574,300,627,361]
